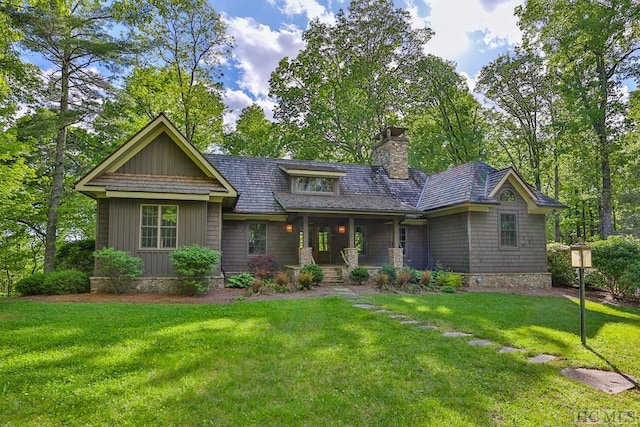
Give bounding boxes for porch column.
[348,217,355,248]
[302,214,309,247]
[389,218,403,269]
[299,214,313,265]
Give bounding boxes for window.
[295,177,335,194]
[355,225,367,255]
[500,213,517,247]
[399,226,407,254]
[140,205,178,249]
[500,189,516,204]
[248,223,267,255]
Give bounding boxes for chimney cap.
[373,126,408,141]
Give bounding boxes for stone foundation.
[462,273,552,289]
[91,275,224,294]
[299,247,314,266]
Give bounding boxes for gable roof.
[75,114,237,201]
[417,161,565,214]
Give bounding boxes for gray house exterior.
[76,115,564,292]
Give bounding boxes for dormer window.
[295,177,336,194]
[500,189,516,204]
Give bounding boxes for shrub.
[395,269,412,287]
[584,269,608,290]
[41,270,90,295]
[297,272,314,290]
[591,235,640,296]
[226,273,254,288]
[374,273,389,290]
[274,271,291,287]
[349,267,370,285]
[94,248,143,294]
[419,271,432,287]
[377,265,396,282]
[618,262,640,298]
[250,278,265,294]
[248,254,279,279]
[400,267,420,283]
[547,243,576,287]
[14,273,47,296]
[170,245,221,295]
[300,264,323,285]
[55,239,95,275]
[443,272,464,289]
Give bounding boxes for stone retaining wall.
[91,275,224,294]
[462,273,552,289]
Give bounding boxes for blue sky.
[216,0,527,126]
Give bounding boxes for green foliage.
[547,243,577,287]
[618,262,640,298]
[14,273,47,296]
[374,273,390,290]
[223,104,284,157]
[395,269,412,287]
[419,271,432,287]
[274,271,291,287]
[377,265,397,282]
[297,272,314,290]
[247,254,280,279]
[300,264,323,285]
[584,269,608,290]
[591,236,640,296]
[226,273,254,289]
[348,267,370,285]
[93,248,143,294]
[55,239,95,275]
[170,245,221,295]
[41,270,89,295]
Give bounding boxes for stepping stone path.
[468,339,494,347]
[442,331,473,337]
[337,286,636,395]
[561,368,637,394]
[527,354,557,364]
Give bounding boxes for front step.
[320,266,344,285]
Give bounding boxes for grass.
[0,293,638,426]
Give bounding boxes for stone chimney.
[372,126,409,180]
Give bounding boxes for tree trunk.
[600,137,612,239]
[44,60,70,273]
[554,157,561,242]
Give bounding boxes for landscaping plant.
[170,245,221,295]
[348,267,370,285]
[226,273,254,289]
[41,270,89,295]
[93,247,143,294]
[591,235,640,297]
[14,273,47,296]
[300,264,323,285]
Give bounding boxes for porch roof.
[273,192,423,215]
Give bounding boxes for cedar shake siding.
[468,183,548,273]
[107,199,209,276]
[428,213,470,272]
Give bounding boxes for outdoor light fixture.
[285,223,294,233]
[570,240,592,346]
[337,225,346,234]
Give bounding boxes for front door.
[312,225,331,264]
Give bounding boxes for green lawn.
[1,293,639,426]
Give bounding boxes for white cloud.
[223,89,277,128]
[408,0,524,63]
[226,16,304,98]
[268,0,335,24]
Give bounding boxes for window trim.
[499,211,518,249]
[399,226,407,255]
[355,225,367,256]
[139,204,178,250]
[247,222,268,256]
[499,189,517,204]
[292,176,338,195]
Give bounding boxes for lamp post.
[570,241,592,346]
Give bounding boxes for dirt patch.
[15,284,640,309]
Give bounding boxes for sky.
[215,0,526,127]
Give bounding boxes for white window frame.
[140,204,178,250]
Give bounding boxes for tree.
[269,0,433,163]
[223,104,284,157]
[6,0,131,272]
[120,0,230,150]
[517,0,640,239]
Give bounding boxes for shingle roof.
[204,155,564,215]
[88,173,228,195]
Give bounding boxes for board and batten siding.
[116,133,211,179]
[428,212,470,272]
[468,183,548,273]
[107,198,210,276]
[96,198,109,250]
[220,220,299,274]
[402,224,428,270]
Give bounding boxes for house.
[75,114,565,292]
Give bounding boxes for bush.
[297,272,314,290]
[349,267,370,285]
[274,271,291,287]
[419,271,432,287]
[584,269,608,290]
[170,245,221,295]
[55,239,95,275]
[591,235,640,297]
[618,262,640,297]
[377,265,396,282]
[93,247,143,294]
[14,273,47,296]
[250,278,264,294]
[400,267,420,283]
[248,254,280,279]
[42,270,89,295]
[300,264,323,285]
[226,273,254,288]
[396,269,412,287]
[374,273,389,290]
[547,243,576,287]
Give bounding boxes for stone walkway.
[334,287,637,395]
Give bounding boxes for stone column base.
[388,248,403,269]
[299,247,313,266]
